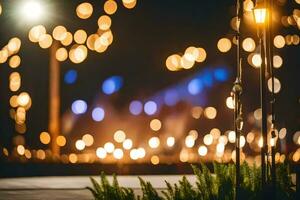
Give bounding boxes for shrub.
[88,163,296,200]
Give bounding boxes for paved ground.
[0,175,196,200]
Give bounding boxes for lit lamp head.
[253,1,267,24]
[20,0,44,22]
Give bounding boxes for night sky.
[0,0,299,155]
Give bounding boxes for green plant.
[88,163,296,200]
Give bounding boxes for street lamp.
[18,0,61,156]
[253,0,268,194]
[20,0,44,21]
[253,2,267,24]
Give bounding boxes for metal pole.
[49,41,60,156]
[259,28,268,192]
[232,0,244,199]
[267,0,277,194]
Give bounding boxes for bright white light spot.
[21,1,43,21]
[166,137,175,147]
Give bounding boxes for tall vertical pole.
[233,0,244,199]
[49,41,60,156]
[259,25,268,192]
[266,0,277,194]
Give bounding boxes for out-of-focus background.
[0,0,299,177]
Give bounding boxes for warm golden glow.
[185,135,195,148]
[180,56,195,69]
[204,107,217,119]
[210,128,220,139]
[24,149,32,159]
[81,134,93,147]
[179,149,189,162]
[226,96,234,109]
[242,37,256,52]
[203,134,213,146]
[17,145,25,155]
[130,149,139,160]
[123,138,133,150]
[98,15,112,31]
[96,147,107,159]
[273,55,283,68]
[38,34,53,49]
[29,25,46,43]
[114,130,126,143]
[8,37,21,53]
[253,6,267,24]
[195,48,207,63]
[52,25,67,41]
[69,153,78,163]
[40,132,51,144]
[55,47,68,61]
[122,0,137,9]
[61,32,73,46]
[113,148,124,159]
[74,29,87,44]
[10,95,19,108]
[9,72,21,92]
[69,44,88,63]
[166,136,175,147]
[104,142,115,153]
[150,119,162,131]
[36,149,46,160]
[217,38,232,53]
[9,55,21,68]
[76,2,93,19]
[198,145,208,156]
[166,54,181,71]
[148,137,160,149]
[151,155,159,165]
[251,53,262,68]
[75,139,85,150]
[228,131,236,143]
[189,130,199,140]
[86,34,99,50]
[104,0,118,15]
[274,35,285,48]
[279,128,287,139]
[17,92,31,107]
[56,135,66,147]
[267,77,281,93]
[191,106,203,119]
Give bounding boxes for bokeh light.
[114,130,126,143]
[71,100,88,114]
[92,107,105,122]
[129,100,143,115]
[217,38,232,53]
[102,76,123,95]
[76,2,93,19]
[64,69,78,84]
[148,137,160,149]
[150,119,162,131]
[144,101,157,115]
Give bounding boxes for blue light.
[214,68,229,82]
[164,89,179,106]
[129,100,143,115]
[71,100,87,114]
[92,107,105,122]
[188,79,203,95]
[144,101,157,115]
[102,76,123,95]
[201,70,214,87]
[64,70,77,84]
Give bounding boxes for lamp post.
[19,0,61,156]
[232,1,244,199]
[253,0,268,192]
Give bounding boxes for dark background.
[0,0,299,176]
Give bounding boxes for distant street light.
[18,0,61,156]
[253,2,267,24]
[20,0,44,21]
